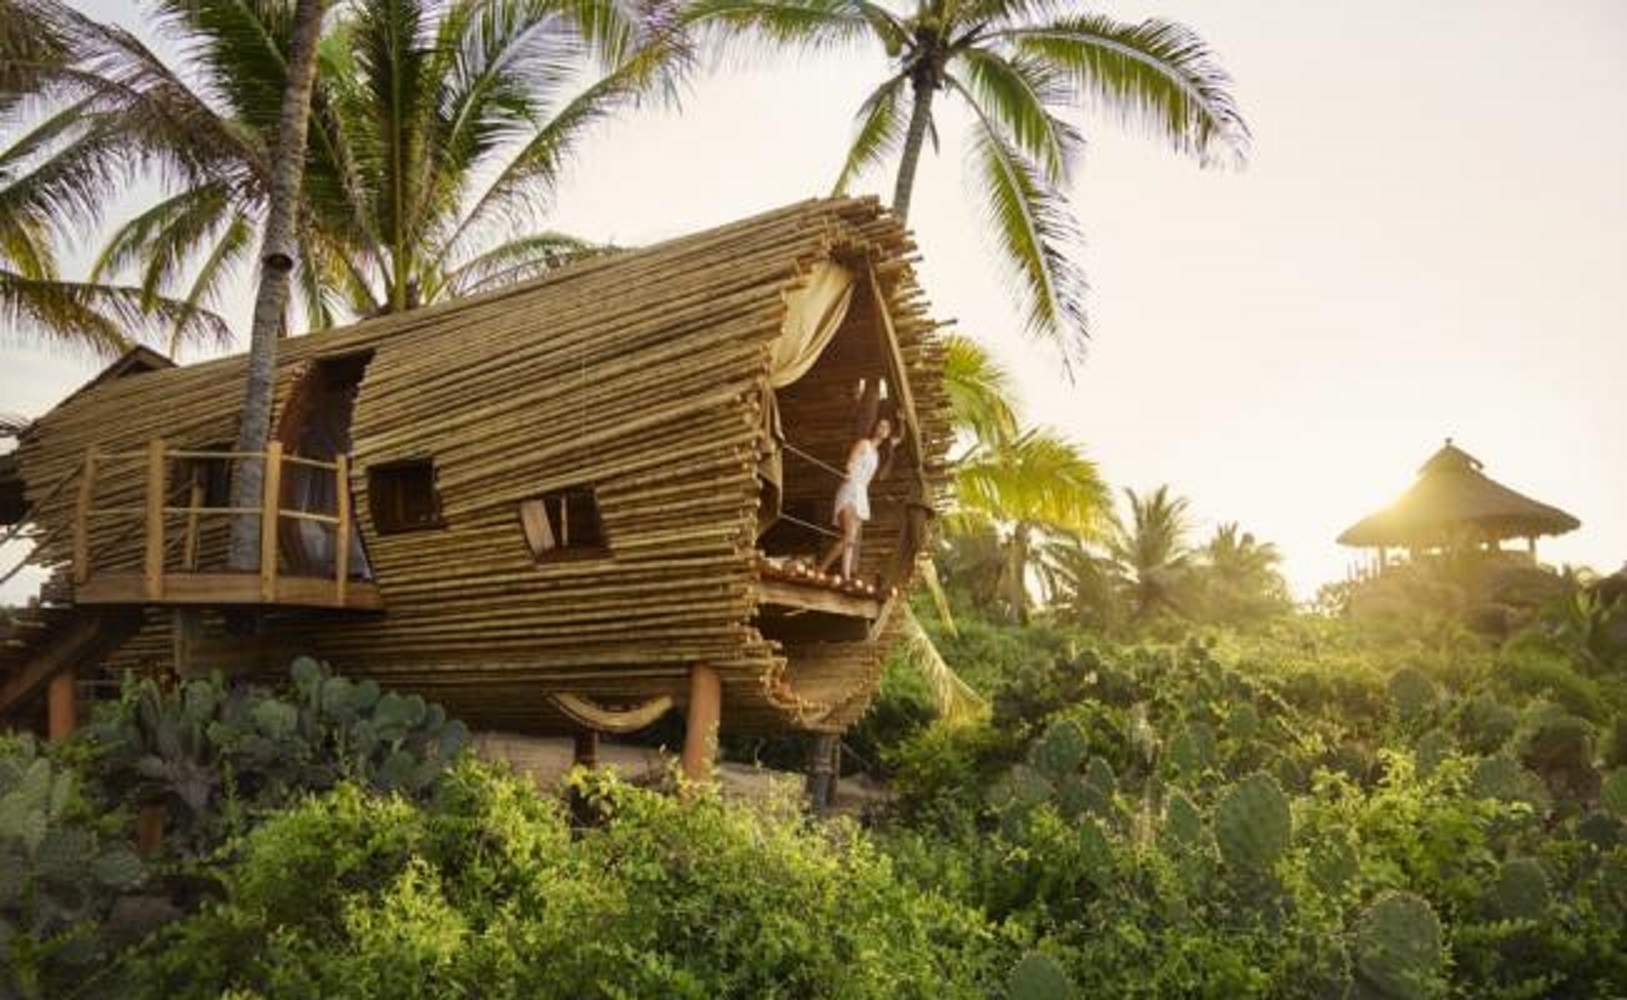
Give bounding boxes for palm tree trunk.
[891,77,936,223]
[227,0,328,571]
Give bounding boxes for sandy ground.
[472,732,892,818]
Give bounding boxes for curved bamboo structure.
[6,197,951,738]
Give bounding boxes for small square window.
[519,487,607,561]
[368,459,443,534]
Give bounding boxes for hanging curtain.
[757,261,856,535]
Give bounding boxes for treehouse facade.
[0,198,951,748]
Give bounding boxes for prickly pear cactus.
[1388,668,1436,723]
[1214,772,1291,873]
[1471,756,1550,811]
[1167,721,1218,778]
[1162,789,1204,847]
[1352,891,1443,1000]
[1028,719,1088,780]
[1461,695,1518,754]
[1077,818,1114,889]
[1227,702,1261,742]
[1007,952,1075,1000]
[1522,714,1598,803]
[1490,857,1551,921]
[1603,768,1627,818]
[1413,729,1455,778]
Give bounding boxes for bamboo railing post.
[260,442,283,601]
[183,472,205,570]
[144,439,167,600]
[72,446,98,585]
[335,453,351,604]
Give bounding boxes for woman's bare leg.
[820,507,859,577]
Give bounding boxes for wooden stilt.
[805,731,840,813]
[46,668,76,742]
[572,729,600,769]
[680,663,721,790]
[136,805,165,856]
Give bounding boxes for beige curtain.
[769,260,854,387]
[758,261,856,535]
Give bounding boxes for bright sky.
[3,0,1625,601]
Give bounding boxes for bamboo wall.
[15,197,951,735]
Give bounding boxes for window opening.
[369,459,443,534]
[519,487,607,560]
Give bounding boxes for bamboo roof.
[1337,439,1580,548]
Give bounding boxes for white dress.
[832,439,879,523]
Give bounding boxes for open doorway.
[275,352,374,579]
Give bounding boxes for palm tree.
[1196,521,1289,623]
[953,427,1108,622]
[229,0,329,570]
[10,0,681,345]
[0,2,231,356]
[687,0,1247,366]
[1110,484,1194,619]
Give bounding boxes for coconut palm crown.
[686,0,1248,369]
[5,0,684,348]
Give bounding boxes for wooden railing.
[71,440,358,606]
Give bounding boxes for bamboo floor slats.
[18,197,951,735]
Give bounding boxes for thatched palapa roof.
[1337,440,1580,548]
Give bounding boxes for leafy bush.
[131,763,1003,998]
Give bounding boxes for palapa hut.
[1337,439,1580,562]
[0,197,952,780]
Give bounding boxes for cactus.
[1167,721,1218,777]
[1227,702,1261,742]
[1028,719,1089,779]
[1310,837,1360,894]
[1413,729,1454,778]
[1214,773,1291,873]
[1077,818,1113,889]
[1461,695,1518,754]
[1353,891,1443,1000]
[1471,756,1550,811]
[1007,952,1075,1000]
[1388,668,1436,723]
[1489,857,1550,921]
[1162,789,1204,847]
[1602,768,1627,818]
[1522,714,1598,803]
[1576,810,1622,850]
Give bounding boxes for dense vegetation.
[4,590,1624,998]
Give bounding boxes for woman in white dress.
[819,416,905,580]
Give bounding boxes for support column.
[46,668,77,742]
[805,732,841,813]
[680,663,721,790]
[572,729,600,769]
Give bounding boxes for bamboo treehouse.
[0,198,952,779]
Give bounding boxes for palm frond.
[954,427,1108,536]
[951,74,1089,369]
[682,0,897,50]
[953,46,1080,184]
[941,332,1018,447]
[0,270,231,358]
[832,71,909,195]
[443,231,607,297]
[1001,14,1248,167]
[171,212,253,354]
[896,607,986,724]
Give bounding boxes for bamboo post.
[260,442,283,601]
[182,472,205,570]
[680,663,721,791]
[335,453,351,604]
[47,668,76,741]
[72,446,97,585]
[144,439,167,600]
